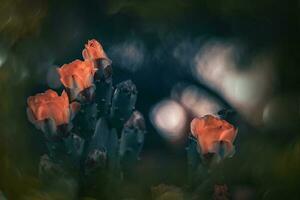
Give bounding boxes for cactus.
[73,102,98,139]
[26,39,147,198]
[110,80,138,130]
[119,111,146,177]
[186,136,201,184]
[94,59,113,117]
[85,118,119,173]
[63,133,85,167]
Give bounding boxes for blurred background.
[0,0,299,199]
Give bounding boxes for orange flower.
[191,115,237,157]
[82,39,110,62]
[27,90,80,129]
[57,59,96,100]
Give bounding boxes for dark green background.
[0,0,299,199]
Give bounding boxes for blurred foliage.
[0,0,48,43]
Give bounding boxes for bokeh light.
[193,41,276,125]
[150,99,187,142]
[108,40,146,72]
[172,84,222,117]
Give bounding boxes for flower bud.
[110,80,137,128]
[190,115,238,162]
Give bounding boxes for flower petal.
[27,89,72,127]
[190,114,237,156]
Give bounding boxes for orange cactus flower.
[82,39,110,62]
[57,59,96,100]
[27,90,80,128]
[191,115,237,157]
